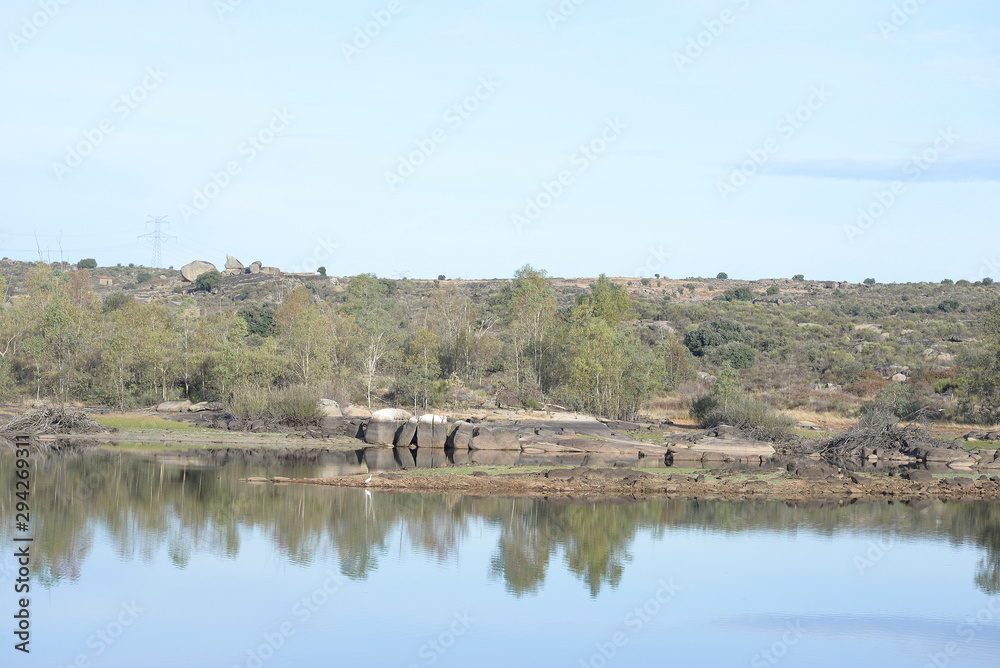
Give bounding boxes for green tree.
[343,275,401,408]
[77,258,97,269]
[274,288,330,386]
[575,274,631,325]
[716,272,728,280]
[237,302,277,338]
[720,286,754,302]
[403,328,442,410]
[567,318,660,420]
[507,265,558,392]
[195,270,222,292]
[683,319,754,356]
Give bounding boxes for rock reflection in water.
[1,453,998,599]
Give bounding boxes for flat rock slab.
[682,437,776,458]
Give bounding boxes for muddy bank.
[273,466,1000,503]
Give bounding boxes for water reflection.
[1,452,999,598]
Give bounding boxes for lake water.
[2,451,999,667]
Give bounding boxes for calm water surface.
[2,451,999,667]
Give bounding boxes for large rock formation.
[448,421,475,450]
[395,418,418,447]
[417,414,449,448]
[469,426,520,451]
[156,400,193,412]
[319,399,342,418]
[180,261,217,282]
[364,408,412,445]
[225,255,244,271]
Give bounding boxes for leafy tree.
[317,266,327,276]
[77,258,97,269]
[720,286,754,302]
[195,270,222,292]
[567,318,660,420]
[792,274,804,281]
[863,278,876,285]
[136,272,152,284]
[766,286,780,296]
[707,341,757,369]
[942,278,954,285]
[344,274,401,408]
[654,334,696,391]
[506,265,558,391]
[575,274,631,326]
[683,318,754,356]
[103,292,133,313]
[237,302,277,338]
[716,272,728,280]
[403,328,442,410]
[274,287,330,386]
[938,299,961,312]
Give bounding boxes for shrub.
[78,258,97,269]
[195,270,222,292]
[102,292,133,313]
[938,299,961,312]
[984,277,995,286]
[792,274,805,281]
[866,383,921,420]
[708,341,757,369]
[690,392,794,440]
[317,266,327,276]
[684,319,754,356]
[237,302,277,337]
[136,272,152,284]
[226,384,321,421]
[863,278,876,285]
[956,280,972,287]
[766,286,780,296]
[716,272,728,280]
[934,378,959,394]
[941,279,954,285]
[720,286,754,302]
[438,275,446,281]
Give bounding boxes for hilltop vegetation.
[1,258,999,425]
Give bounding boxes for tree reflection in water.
[2,453,999,596]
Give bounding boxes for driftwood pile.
[0,408,115,435]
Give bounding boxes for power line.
[138,216,176,269]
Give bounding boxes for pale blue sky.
[1,0,998,282]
